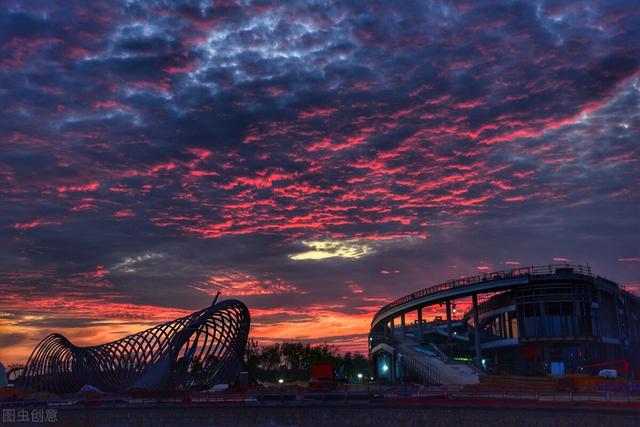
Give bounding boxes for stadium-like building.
[18,299,250,393]
[369,265,640,384]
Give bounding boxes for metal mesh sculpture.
[18,299,250,393]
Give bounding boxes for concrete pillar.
[400,313,406,338]
[508,312,513,339]
[417,307,423,342]
[390,318,395,337]
[472,293,482,369]
[446,300,453,341]
[369,353,375,381]
[390,352,396,382]
[502,313,507,338]
[614,292,623,341]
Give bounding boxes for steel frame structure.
[18,299,250,394]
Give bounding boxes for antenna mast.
[212,291,221,306]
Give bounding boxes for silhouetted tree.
[243,340,367,384]
[244,339,262,383]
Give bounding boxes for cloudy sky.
[1,0,639,364]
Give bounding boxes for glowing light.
[112,252,165,273]
[278,378,284,384]
[289,239,373,260]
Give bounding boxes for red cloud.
[346,280,364,294]
[13,220,62,230]
[298,107,337,120]
[56,181,100,193]
[192,271,305,296]
[113,209,135,218]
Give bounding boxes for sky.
[0,0,639,365]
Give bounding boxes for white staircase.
[397,339,479,385]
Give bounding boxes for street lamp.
[357,373,363,382]
[278,378,284,384]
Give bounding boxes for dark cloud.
[0,333,27,348]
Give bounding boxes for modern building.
[18,299,250,393]
[369,265,640,384]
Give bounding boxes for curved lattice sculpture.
[18,299,250,394]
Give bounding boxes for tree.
[241,340,368,384]
[345,353,368,382]
[244,339,262,383]
[281,342,305,378]
[307,343,340,366]
[260,343,282,382]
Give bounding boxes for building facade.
[476,269,640,376]
[369,265,640,383]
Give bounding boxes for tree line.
[244,340,368,383]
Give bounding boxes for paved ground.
[25,403,640,427]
